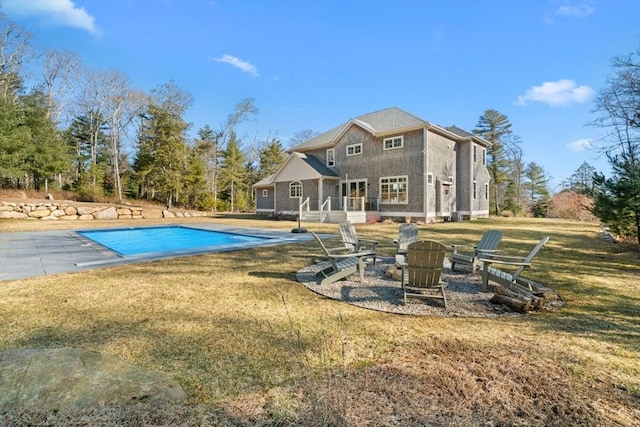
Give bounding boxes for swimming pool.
[77,225,270,257]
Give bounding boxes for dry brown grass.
[1,215,639,426]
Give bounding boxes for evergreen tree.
[218,131,246,212]
[258,137,286,179]
[134,103,190,208]
[63,114,109,199]
[570,161,597,194]
[592,153,640,243]
[195,124,217,206]
[0,93,30,186]
[211,98,258,210]
[524,162,550,217]
[590,47,640,244]
[20,90,70,192]
[182,146,208,209]
[473,109,512,215]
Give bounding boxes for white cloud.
[555,3,594,18]
[545,1,594,24]
[515,79,595,107]
[3,0,100,35]
[567,138,593,152]
[214,54,259,77]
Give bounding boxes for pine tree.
[524,162,550,217]
[258,137,286,179]
[182,146,208,209]
[20,90,70,192]
[473,109,512,215]
[592,153,640,243]
[134,103,190,208]
[590,47,640,244]
[218,131,246,213]
[570,161,597,194]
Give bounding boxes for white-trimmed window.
[262,189,268,198]
[473,180,477,200]
[326,148,335,167]
[473,145,477,163]
[380,176,408,204]
[383,136,403,150]
[289,181,302,198]
[346,143,362,156]
[484,183,489,199]
[427,173,434,185]
[482,148,487,166]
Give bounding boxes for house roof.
[252,152,339,187]
[300,152,339,178]
[446,125,492,147]
[288,107,489,152]
[446,125,475,138]
[252,173,275,188]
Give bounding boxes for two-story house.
[253,107,491,223]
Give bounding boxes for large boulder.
[93,206,118,220]
[76,206,96,215]
[0,348,186,409]
[0,211,28,219]
[142,208,163,219]
[28,209,51,218]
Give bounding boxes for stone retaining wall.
[0,201,207,221]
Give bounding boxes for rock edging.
[0,201,207,221]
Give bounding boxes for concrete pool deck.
[0,223,315,282]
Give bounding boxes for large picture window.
[383,136,403,150]
[380,176,408,204]
[346,143,362,156]
[289,181,302,198]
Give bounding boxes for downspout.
[273,183,277,218]
[469,141,474,220]
[423,127,429,223]
[318,177,323,221]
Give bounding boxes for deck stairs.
[301,210,323,222]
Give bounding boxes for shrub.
[548,190,598,221]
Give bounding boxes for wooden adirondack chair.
[338,222,378,264]
[310,232,368,286]
[393,223,419,255]
[478,237,550,291]
[398,240,448,308]
[451,230,504,273]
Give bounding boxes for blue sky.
[3,0,639,190]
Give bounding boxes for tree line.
[0,14,288,212]
[472,109,551,217]
[0,13,637,243]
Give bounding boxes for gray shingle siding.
[269,107,490,222]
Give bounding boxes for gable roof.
[252,173,276,188]
[253,152,339,187]
[300,152,339,177]
[447,125,492,147]
[288,107,489,152]
[289,107,429,152]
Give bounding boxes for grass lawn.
[0,216,638,426]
